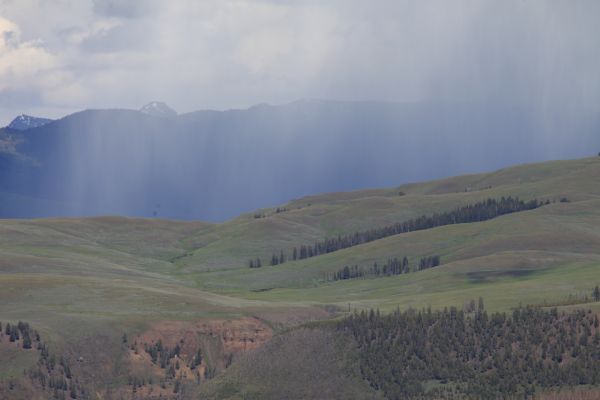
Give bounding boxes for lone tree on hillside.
[22,332,32,349]
[478,297,485,312]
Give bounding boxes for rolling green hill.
[1,156,599,399]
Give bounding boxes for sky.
[0,0,599,125]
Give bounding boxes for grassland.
[0,156,599,398]
[1,156,599,323]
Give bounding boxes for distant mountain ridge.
[7,114,53,130]
[0,100,598,220]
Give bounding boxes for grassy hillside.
[0,156,599,398]
[170,156,600,312]
[198,328,381,400]
[1,156,599,322]
[175,156,600,272]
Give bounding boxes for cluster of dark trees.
[144,339,181,369]
[126,338,203,395]
[418,255,441,270]
[2,321,36,349]
[249,250,286,267]
[32,347,81,399]
[331,265,366,281]
[337,306,600,399]
[144,339,208,380]
[248,258,262,268]
[254,207,288,219]
[330,255,440,281]
[36,356,75,396]
[10,322,86,400]
[270,251,286,266]
[258,197,545,267]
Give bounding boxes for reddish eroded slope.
[126,316,273,388]
[136,316,272,355]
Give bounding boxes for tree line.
[2,320,36,349]
[143,339,203,374]
[253,196,546,268]
[528,285,600,308]
[0,320,86,399]
[337,305,600,399]
[329,255,440,281]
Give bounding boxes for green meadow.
[1,156,599,397]
[2,157,600,322]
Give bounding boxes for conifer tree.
[22,331,32,349]
[279,250,285,264]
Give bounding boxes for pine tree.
[70,383,77,399]
[593,285,600,302]
[279,250,285,264]
[193,348,202,367]
[22,331,32,349]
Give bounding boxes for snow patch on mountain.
[8,114,53,130]
[140,102,177,118]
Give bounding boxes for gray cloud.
[0,0,599,125]
[92,0,158,18]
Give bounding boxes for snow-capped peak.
[7,114,53,130]
[139,102,177,118]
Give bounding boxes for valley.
[2,1,599,398]
[1,156,600,398]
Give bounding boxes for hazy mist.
[0,1,599,220]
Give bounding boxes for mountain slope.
[173,156,600,273]
[0,100,598,220]
[7,114,53,130]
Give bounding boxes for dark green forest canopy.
[337,307,600,399]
